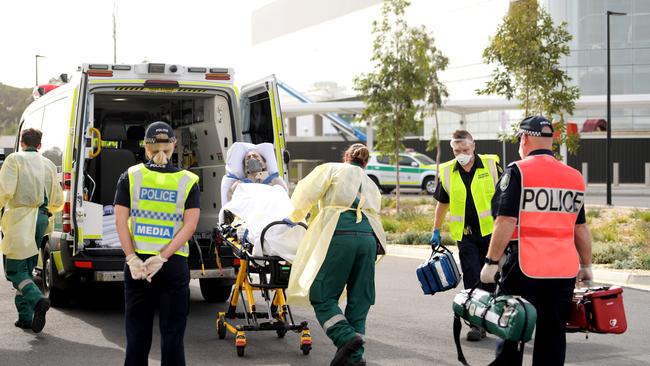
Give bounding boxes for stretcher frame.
[215,222,312,357]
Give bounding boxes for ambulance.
[13,63,289,306]
[365,150,438,194]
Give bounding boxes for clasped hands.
[126,253,168,282]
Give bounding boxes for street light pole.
[35,54,45,86]
[606,10,626,206]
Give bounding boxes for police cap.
[145,121,176,144]
[517,115,554,138]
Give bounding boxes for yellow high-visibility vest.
[127,164,199,257]
[439,154,499,241]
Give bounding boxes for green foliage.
[589,208,650,269]
[477,0,580,154]
[0,83,32,135]
[592,242,633,265]
[425,127,438,152]
[591,225,618,242]
[632,209,650,223]
[586,208,601,219]
[592,242,650,270]
[354,0,448,212]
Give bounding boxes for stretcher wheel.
[276,328,287,338]
[235,332,247,357]
[300,329,312,355]
[301,344,311,355]
[217,315,227,339]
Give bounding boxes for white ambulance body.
[13,63,288,305]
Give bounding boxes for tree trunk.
[395,127,401,214]
[434,111,441,188]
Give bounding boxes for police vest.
[127,164,199,257]
[440,154,500,241]
[515,155,584,278]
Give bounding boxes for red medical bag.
[567,286,627,334]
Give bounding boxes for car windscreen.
[413,153,435,165]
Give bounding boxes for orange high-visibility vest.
[515,154,585,278]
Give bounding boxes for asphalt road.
[0,256,648,366]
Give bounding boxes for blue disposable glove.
[282,218,297,227]
[430,229,441,247]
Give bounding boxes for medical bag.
[452,288,537,342]
[416,244,461,295]
[566,286,627,334]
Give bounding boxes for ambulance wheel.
[41,245,69,308]
[276,328,287,338]
[423,177,436,195]
[237,346,245,357]
[217,315,227,339]
[301,344,311,355]
[200,279,232,302]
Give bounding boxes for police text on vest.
[139,188,178,203]
[522,188,584,213]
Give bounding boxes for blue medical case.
[416,244,461,295]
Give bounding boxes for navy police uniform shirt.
[491,149,586,224]
[433,154,503,232]
[114,162,201,209]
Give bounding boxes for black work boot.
[467,326,486,341]
[14,320,32,330]
[31,298,51,333]
[331,335,364,366]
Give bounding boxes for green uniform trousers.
[309,233,376,364]
[3,211,49,322]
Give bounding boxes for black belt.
[333,230,374,237]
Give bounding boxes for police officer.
[481,116,593,366]
[114,121,200,366]
[430,130,501,341]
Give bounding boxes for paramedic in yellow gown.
[286,144,386,366]
[0,128,64,333]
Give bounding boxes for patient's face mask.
[246,158,263,174]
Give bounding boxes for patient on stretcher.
[221,142,288,204]
[220,142,303,263]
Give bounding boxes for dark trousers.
[124,254,190,366]
[493,249,575,366]
[457,231,492,290]
[309,234,376,364]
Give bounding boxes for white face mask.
[518,139,525,159]
[456,154,472,166]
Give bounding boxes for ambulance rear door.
[239,75,289,182]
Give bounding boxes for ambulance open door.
[239,75,289,183]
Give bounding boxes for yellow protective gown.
[287,162,386,305]
[0,151,64,260]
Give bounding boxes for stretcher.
[214,221,312,357]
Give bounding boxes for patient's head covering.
[221,142,280,205]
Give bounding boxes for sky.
[0,0,510,99]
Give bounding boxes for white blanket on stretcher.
[220,183,304,263]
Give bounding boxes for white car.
[366,151,438,194]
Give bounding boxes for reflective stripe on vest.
[128,164,199,257]
[440,155,499,241]
[515,155,584,278]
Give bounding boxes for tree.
[354,0,448,212]
[478,0,580,155]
